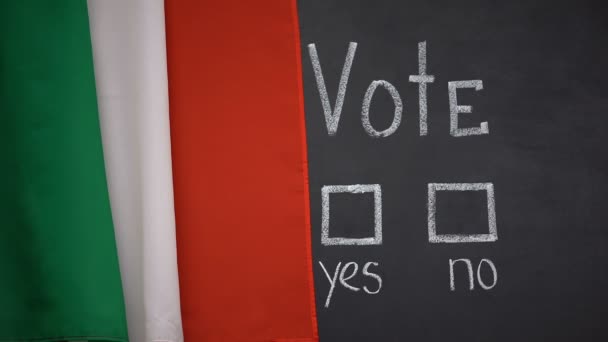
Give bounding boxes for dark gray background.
[297,0,608,341]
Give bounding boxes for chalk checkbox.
[427,182,497,243]
[321,184,382,246]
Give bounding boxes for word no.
[308,41,488,137]
[450,258,498,291]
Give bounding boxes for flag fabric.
[87,1,184,341]
[1,1,321,341]
[165,0,319,340]
[0,1,128,341]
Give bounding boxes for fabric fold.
[88,1,184,341]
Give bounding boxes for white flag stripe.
[88,1,183,341]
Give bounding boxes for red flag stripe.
[165,0,318,340]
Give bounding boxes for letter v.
[307,42,357,136]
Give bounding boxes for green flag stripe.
[0,1,128,341]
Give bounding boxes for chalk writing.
[409,41,435,136]
[319,261,383,308]
[428,182,497,243]
[308,42,357,136]
[321,184,383,246]
[448,80,489,137]
[361,80,403,137]
[310,41,501,307]
[449,258,498,291]
[308,41,487,137]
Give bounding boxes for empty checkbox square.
[427,183,497,243]
[321,184,382,246]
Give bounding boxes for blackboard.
[297,0,608,340]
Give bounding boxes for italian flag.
[0,1,317,341]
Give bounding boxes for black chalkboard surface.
[297,1,608,341]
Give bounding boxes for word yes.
[318,261,382,308]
